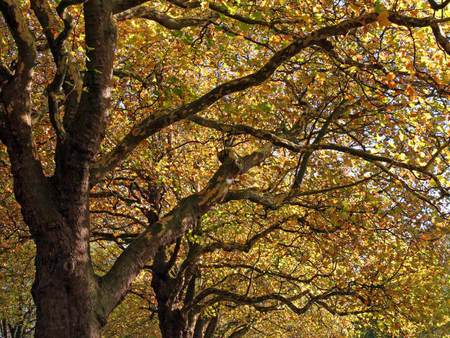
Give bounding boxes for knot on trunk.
[63,257,75,273]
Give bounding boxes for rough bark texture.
[1,0,448,336]
[0,0,114,335]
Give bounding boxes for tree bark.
[32,239,103,337]
[157,308,195,338]
[0,0,114,335]
[150,248,212,338]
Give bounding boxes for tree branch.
[0,0,36,80]
[430,22,450,55]
[293,101,342,189]
[190,116,445,191]
[0,0,62,236]
[427,0,450,10]
[388,13,450,55]
[59,0,116,160]
[90,12,382,185]
[30,0,82,138]
[115,5,213,29]
[51,0,117,226]
[99,145,272,316]
[191,287,361,317]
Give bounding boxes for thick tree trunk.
[5,153,104,337]
[152,253,197,338]
[0,0,115,335]
[32,238,103,337]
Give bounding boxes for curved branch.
[90,12,382,185]
[191,287,361,317]
[115,5,212,29]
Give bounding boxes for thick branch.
[115,5,212,29]
[53,0,117,223]
[430,23,450,55]
[99,145,271,316]
[0,0,36,80]
[60,0,116,159]
[91,12,382,185]
[427,0,450,10]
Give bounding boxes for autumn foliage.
[0,0,449,337]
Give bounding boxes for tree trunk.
[157,306,217,338]
[0,0,116,335]
[152,259,197,338]
[4,146,104,337]
[158,307,195,338]
[32,238,103,337]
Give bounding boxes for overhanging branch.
[90,12,383,185]
[115,5,213,29]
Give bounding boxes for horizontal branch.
[115,5,212,29]
[189,116,301,151]
[201,262,333,285]
[191,116,442,180]
[192,287,361,317]
[388,13,450,55]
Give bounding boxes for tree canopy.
[0,0,449,337]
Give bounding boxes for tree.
[0,0,449,337]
